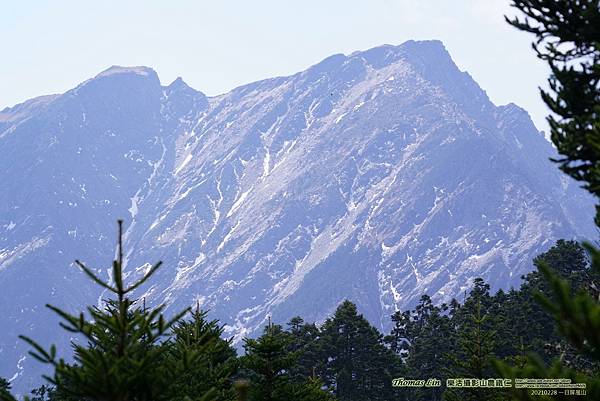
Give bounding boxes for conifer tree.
[494,2,600,399]
[283,377,335,401]
[285,317,324,382]
[403,296,454,401]
[240,322,332,401]
[164,306,238,400]
[28,385,50,401]
[240,323,296,401]
[19,220,217,401]
[319,301,396,401]
[444,279,505,401]
[507,0,600,224]
[493,240,600,399]
[0,377,15,401]
[384,309,411,358]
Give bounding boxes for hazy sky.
[1,0,550,131]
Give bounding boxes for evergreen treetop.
[19,220,218,401]
[507,0,600,224]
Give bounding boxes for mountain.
[0,40,595,395]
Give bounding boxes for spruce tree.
[493,2,600,399]
[384,309,411,358]
[285,317,324,382]
[507,0,600,224]
[241,323,295,401]
[240,323,332,401]
[19,220,217,401]
[283,377,335,401]
[319,301,396,401]
[403,296,454,401]
[29,385,51,401]
[0,377,15,401]
[443,279,505,401]
[164,306,238,400]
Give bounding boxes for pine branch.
[74,260,117,293]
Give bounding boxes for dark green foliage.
[532,240,590,291]
[487,3,600,400]
[285,316,326,382]
[240,323,333,401]
[384,240,598,401]
[496,355,594,401]
[539,244,600,363]
[29,385,53,401]
[410,296,454,381]
[283,377,335,401]
[494,244,600,400]
[238,302,396,401]
[495,241,600,400]
[319,301,397,401]
[240,323,296,401]
[384,309,411,357]
[388,295,454,401]
[164,307,239,401]
[490,240,600,373]
[507,0,600,224]
[34,382,85,401]
[25,310,240,401]
[390,280,505,401]
[0,377,15,401]
[443,280,506,401]
[27,384,77,401]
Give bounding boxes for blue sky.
[1,0,550,132]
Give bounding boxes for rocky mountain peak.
[95,65,158,79]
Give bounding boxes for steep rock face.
[0,41,595,394]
